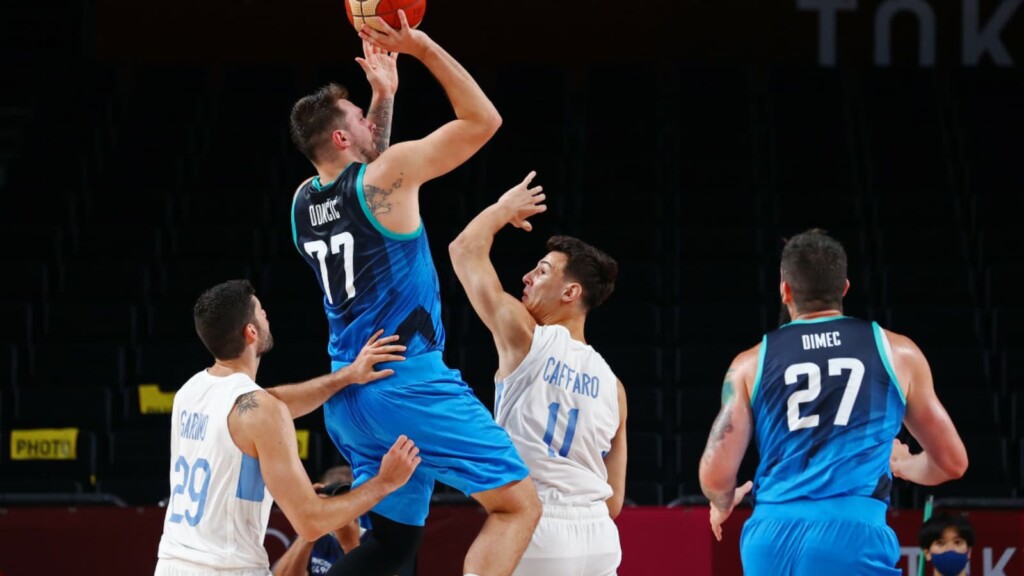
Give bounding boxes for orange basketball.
[345,0,426,33]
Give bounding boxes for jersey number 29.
[168,456,211,527]
[304,232,356,305]
[785,358,865,432]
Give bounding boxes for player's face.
[929,527,970,555]
[252,297,274,356]
[521,252,569,316]
[336,99,378,162]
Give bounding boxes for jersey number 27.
[785,358,865,432]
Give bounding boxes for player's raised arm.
[698,348,756,541]
[355,39,399,155]
[450,172,546,376]
[359,11,502,223]
[229,390,420,541]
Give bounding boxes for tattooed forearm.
[701,401,735,465]
[368,97,393,154]
[364,175,403,216]
[234,391,259,415]
[705,487,736,512]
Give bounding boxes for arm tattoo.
[700,372,738,466]
[364,175,403,216]
[368,96,393,154]
[234,391,259,415]
[700,371,742,511]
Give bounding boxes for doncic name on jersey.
[543,356,601,399]
[310,197,341,226]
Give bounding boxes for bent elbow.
[448,238,468,269]
[294,521,323,543]
[946,453,968,481]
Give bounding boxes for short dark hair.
[547,235,618,311]
[193,279,257,360]
[780,228,847,313]
[290,83,350,163]
[919,513,975,549]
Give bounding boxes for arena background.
[1,0,1023,574]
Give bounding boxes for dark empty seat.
[105,428,170,481]
[57,260,153,302]
[0,261,50,302]
[12,386,113,433]
[133,341,210,390]
[31,342,127,388]
[885,306,982,350]
[170,226,264,262]
[0,226,65,263]
[596,345,664,386]
[158,261,254,302]
[627,431,664,483]
[0,301,33,345]
[627,387,664,433]
[881,264,975,307]
[587,302,664,346]
[43,300,138,343]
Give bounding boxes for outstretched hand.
[497,171,547,232]
[709,480,753,542]
[358,10,427,57]
[344,329,406,384]
[355,40,399,96]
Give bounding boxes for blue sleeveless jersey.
[290,163,446,363]
[750,316,906,505]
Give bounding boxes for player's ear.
[780,280,793,304]
[331,129,351,151]
[243,323,258,345]
[563,282,582,304]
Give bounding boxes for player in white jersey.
[156,279,421,576]
[449,172,628,576]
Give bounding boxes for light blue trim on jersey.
[236,454,266,502]
[872,321,906,405]
[355,164,423,241]
[750,334,768,403]
[311,175,332,191]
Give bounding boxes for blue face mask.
[931,550,969,576]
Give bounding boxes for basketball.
[346,0,426,33]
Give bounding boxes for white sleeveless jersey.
[496,325,620,505]
[157,370,275,571]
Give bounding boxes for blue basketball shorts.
[740,496,901,576]
[324,351,529,526]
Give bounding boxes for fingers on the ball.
[397,9,410,29]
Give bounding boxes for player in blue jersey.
[698,228,969,575]
[287,11,540,576]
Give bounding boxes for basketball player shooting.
[288,9,541,576]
